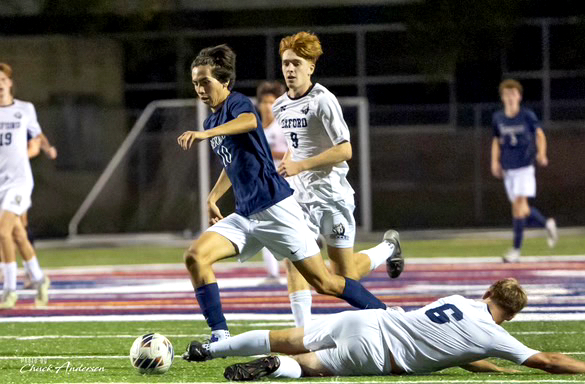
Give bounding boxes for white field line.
[25,254,585,275]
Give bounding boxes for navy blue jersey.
[204,92,293,217]
[492,107,541,170]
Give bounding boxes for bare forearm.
[208,170,232,204]
[206,113,257,138]
[462,360,516,373]
[39,133,52,151]
[299,142,351,171]
[491,138,500,165]
[536,129,547,157]
[271,151,286,161]
[28,140,41,158]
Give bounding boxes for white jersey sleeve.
[375,295,540,374]
[316,92,350,145]
[25,103,42,138]
[489,329,540,364]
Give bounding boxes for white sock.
[23,256,44,283]
[360,242,394,271]
[269,355,302,379]
[289,290,312,327]
[262,248,280,278]
[209,330,270,358]
[2,262,17,292]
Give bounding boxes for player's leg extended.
[293,253,386,309]
[12,218,49,306]
[525,205,558,248]
[0,210,18,308]
[285,259,312,327]
[184,231,238,339]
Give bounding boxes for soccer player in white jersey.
[271,32,404,326]
[492,79,557,263]
[0,63,50,309]
[185,278,585,380]
[256,81,288,284]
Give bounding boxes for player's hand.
[278,159,304,177]
[537,153,548,167]
[491,162,503,179]
[208,201,224,225]
[45,146,57,160]
[177,131,208,150]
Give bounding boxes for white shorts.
[503,165,536,202]
[0,186,32,215]
[207,196,321,263]
[300,196,356,248]
[303,310,392,376]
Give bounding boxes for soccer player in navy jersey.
[491,80,558,263]
[177,45,388,351]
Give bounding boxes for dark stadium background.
[1,0,583,237]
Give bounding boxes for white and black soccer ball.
[129,333,174,374]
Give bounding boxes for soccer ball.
[129,333,174,374]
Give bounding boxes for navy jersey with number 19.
[203,92,293,217]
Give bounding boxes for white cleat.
[35,276,51,308]
[0,290,18,309]
[546,218,558,248]
[502,248,521,263]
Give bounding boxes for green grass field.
[1,234,584,383]
[30,234,585,268]
[1,320,585,383]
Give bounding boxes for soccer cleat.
[546,218,558,248]
[182,340,212,362]
[384,230,404,279]
[502,248,521,263]
[35,276,50,307]
[0,291,18,309]
[224,356,280,381]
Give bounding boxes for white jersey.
[272,83,354,204]
[263,119,288,168]
[0,99,42,191]
[376,295,539,373]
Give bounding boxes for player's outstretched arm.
[278,141,351,177]
[523,352,585,374]
[178,113,258,150]
[460,359,520,374]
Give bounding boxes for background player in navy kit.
[491,79,558,263]
[177,45,388,349]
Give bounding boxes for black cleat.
[384,230,404,279]
[182,340,212,362]
[224,356,280,381]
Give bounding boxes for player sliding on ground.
[177,44,396,344]
[0,63,50,309]
[273,31,404,327]
[184,278,585,380]
[492,79,558,263]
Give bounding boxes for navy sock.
[195,283,228,331]
[526,207,547,228]
[513,218,525,250]
[339,277,386,310]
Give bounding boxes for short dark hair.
[256,81,285,102]
[191,44,236,90]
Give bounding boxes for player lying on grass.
[273,31,404,327]
[184,278,585,380]
[492,79,557,263]
[177,44,396,343]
